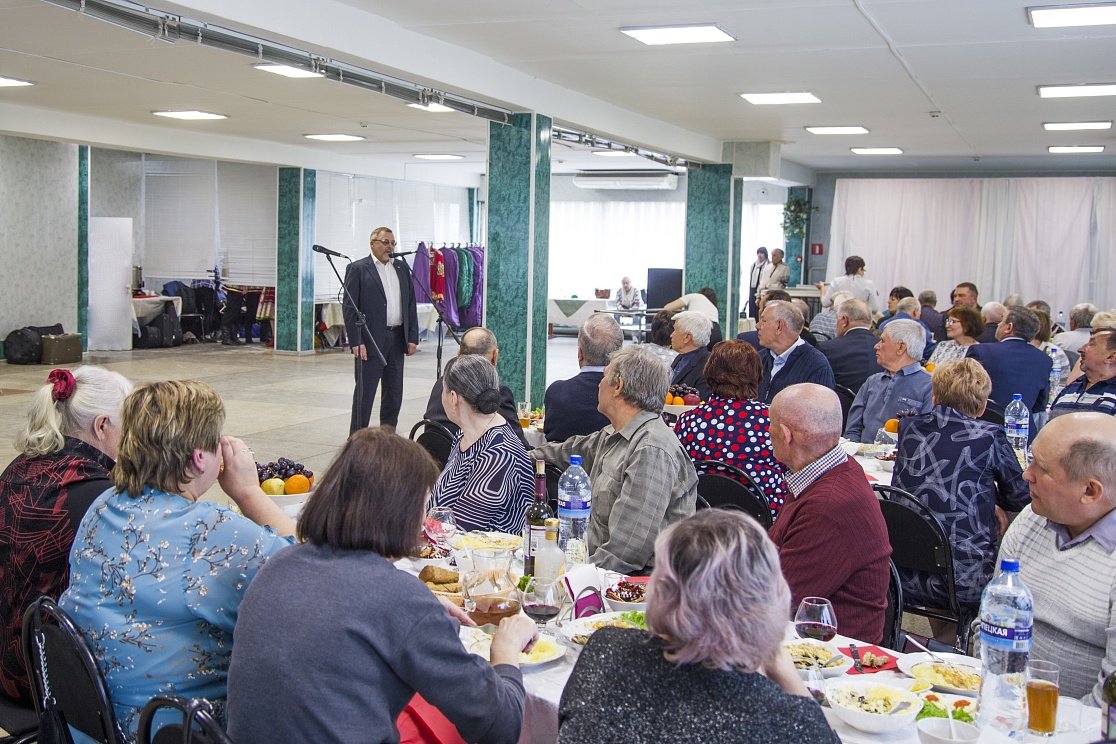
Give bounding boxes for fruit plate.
[663,404,699,415]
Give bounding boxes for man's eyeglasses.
[373,239,398,247]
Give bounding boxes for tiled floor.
[0,336,585,504]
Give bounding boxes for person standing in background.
[344,227,419,434]
[757,249,790,305]
[816,256,880,314]
[747,248,770,320]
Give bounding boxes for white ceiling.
[0,0,1113,179]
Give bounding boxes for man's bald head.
[459,327,498,364]
[769,384,844,469]
[1039,413,1116,499]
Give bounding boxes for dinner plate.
[897,652,982,696]
[459,627,565,667]
[558,611,643,646]
[918,689,979,720]
[784,638,850,679]
[451,531,523,552]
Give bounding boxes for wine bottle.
[522,459,553,577]
[1102,668,1116,737]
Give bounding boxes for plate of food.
[453,531,523,552]
[785,639,850,679]
[916,690,978,724]
[559,611,645,648]
[413,542,454,568]
[897,653,982,696]
[459,627,565,667]
[604,579,647,612]
[825,679,921,733]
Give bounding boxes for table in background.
[854,455,893,487]
[130,296,182,333]
[605,308,661,342]
[786,284,823,318]
[547,299,607,334]
[318,301,439,346]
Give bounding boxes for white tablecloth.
[547,299,607,327]
[131,296,182,332]
[854,455,894,487]
[320,301,439,344]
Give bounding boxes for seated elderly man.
[757,301,835,404]
[966,305,1052,436]
[998,412,1116,705]
[544,313,624,442]
[531,346,698,574]
[1050,329,1116,418]
[1053,303,1099,368]
[767,384,892,644]
[919,290,946,342]
[879,297,934,356]
[844,319,933,443]
[809,290,851,340]
[976,302,1006,344]
[668,311,713,401]
[424,327,526,445]
[819,299,884,393]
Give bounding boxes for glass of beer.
[517,401,531,429]
[1027,660,1059,736]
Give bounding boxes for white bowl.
[876,458,896,472]
[784,639,850,679]
[916,718,980,743]
[826,680,920,733]
[604,597,647,613]
[839,438,861,456]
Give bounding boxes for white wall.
[90,148,144,266]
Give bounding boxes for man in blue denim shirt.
[844,319,934,442]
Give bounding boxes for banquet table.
[130,295,182,333]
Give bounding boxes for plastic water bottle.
[1004,394,1030,455]
[977,559,1034,736]
[1048,348,1063,406]
[557,456,592,564]
[1057,310,1066,329]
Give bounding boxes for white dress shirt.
[375,258,403,327]
[771,337,806,379]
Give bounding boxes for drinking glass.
[521,577,564,630]
[424,506,458,548]
[873,428,897,458]
[517,401,531,428]
[794,597,837,641]
[462,569,521,626]
[1027,660,1059,736]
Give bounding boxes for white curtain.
[548,201,686,298]
[828,178,1116,316]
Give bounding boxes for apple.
[682,394,700,406]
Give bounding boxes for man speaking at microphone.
[343,226,419,434]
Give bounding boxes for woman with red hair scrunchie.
[0,366,132,704]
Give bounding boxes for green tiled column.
[786,186,813,286]
[275,167,316,353]
[77,145,89,351]
[487,113,551,405]
[684,164,734,331]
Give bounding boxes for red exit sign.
[810,243,824,256]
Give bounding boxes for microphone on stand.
[389,250,418,258]
[312,244,348,259]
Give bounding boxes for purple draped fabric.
[412,242,433,305]
[440,247,461,328]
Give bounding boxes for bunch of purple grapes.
[256,457,313,483]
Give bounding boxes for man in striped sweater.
[999,412,1116,704]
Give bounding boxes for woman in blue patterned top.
[432,355,534,534]
[892,359,1030,639]
[59,381,296,743]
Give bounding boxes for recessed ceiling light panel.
[0,75,34,87]
[1028,3,1116,28]
[851,147,903,155]
[1038,82,1116,97]
[152,110,228,120]
[620,24,736,45]
[1049,145,1105,153]
[741,92,821,105]
[304,134,365,141]
[1044,121,1112,130]
[806,126,869,135]
[408,102,455,113]
[253,63,324,79]
[413,154,464,160]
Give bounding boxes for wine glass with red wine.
[794,597,837,641]
[424,506,458,548]
[521,578,563,630]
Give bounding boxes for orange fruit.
[284,473,311,495]
[308,474,315,487]
[924,362,936,373]
[884,418,900,434]
[665,394,673,405]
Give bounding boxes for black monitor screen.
[645,268,683,310]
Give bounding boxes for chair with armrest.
[407,419,455,470]
[882,559,904,652]
[979,399,1005,426]
[693,460,773,529]
[137,694,232,744]
[835,384,857,431]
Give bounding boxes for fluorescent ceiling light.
[413,154,464,160]
[1049,145,1105,153]
[592,150,638,157]
[1044,121,1112,130]
[152,110,227,120]
[1038,83,1116,97]
[304,134,365,142]
[806,126,869,135]
[408,102,455,113]
[1028,3,1116,27]
[253,63,323,78]
[0,75,34,87]
[620,24,736,45]
[851,147,903,155]
[741,92,821,105]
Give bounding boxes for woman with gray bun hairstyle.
[431,355,534,534]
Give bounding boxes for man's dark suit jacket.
[920,305,946,342]
[966,338,1053,438]
[670,347,712,401]
[759,343,836,404]
[819,328,885,393]
[543,369,610,442]
[424,377,527,446]
[342,256,420,351]
[975,323,1000,345]
[737,329,817,352]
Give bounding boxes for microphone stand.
[322,253,386,429]
[394,245,461,380]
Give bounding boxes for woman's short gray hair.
[604,345,670,413]
[883,319,925,361]
[443,355,501,415]
[673,311,712,347]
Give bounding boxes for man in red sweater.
[768,383,892,644]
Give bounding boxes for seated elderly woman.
[59,380,296,740]
[558,510,837,743]
[227,428,537,744]
[0,366,132,704]
[928,304,983,366]
[892,358,1030,639]
[431,354,534,534]
[673,340,788,521]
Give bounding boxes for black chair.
[407,419,455,469]
[543,462,563,515]
[835,384,857,431]
[137,695,232,744]
[873,485,977,652]
[693,460,772,529]
[811,330,833,341]
[21,596,125,744]
[979,398,1005,426]
[882,559,904,652]
[0,694,38,744]
[173,286,207,342]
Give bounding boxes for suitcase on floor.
[40,334,83,365]
[3,324,64,365]
[150,312,182,347]
[134,325,163,349]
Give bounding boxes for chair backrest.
[694,460,773,529]
[21,596,123,744]
[138,694,232,744]
[544,462,563,515]
[883,559,904,652]
[835,384,857,430]
[407,419,455,469]
[979,398,1005,426]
